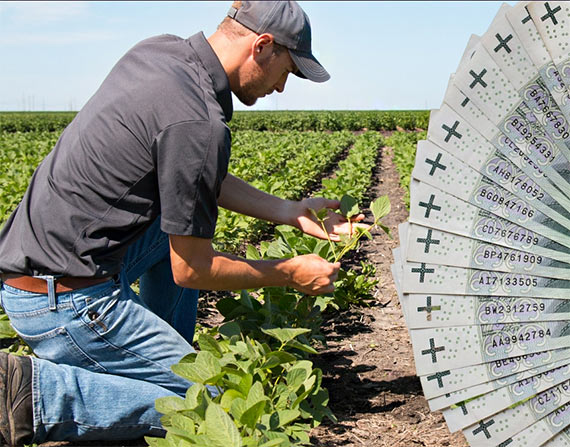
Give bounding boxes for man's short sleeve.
[153,120,230,238]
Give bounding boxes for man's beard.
[234,62,267,106]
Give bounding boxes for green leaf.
[172,351,223,385]
[145,436,173,447]
[378,222,392,237]
[287,368,308,391]
[259,440,288,447]
[245,380,266,407]
[170,413,197,434]
[220,389,245,412]
[0,320,16,338]
[261,327,311,345]
[240,400,267,430]
[198,334,223,358]
[155,396,187,415]
[266,238,293,259]
[340,195,359,219]
[262,430,290,444]
[370,195,390,222]
[204,404,241,447]
[185,383,206,409]
[284,339,318,355]
[246,244,261,260]
[215,297,243,319]
[238,382,268,429]
[219,321,242,338]
[229,396,246,422]
[238,373,253,397]
[275,409,301,428]
[260,351,297,369]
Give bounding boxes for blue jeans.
[0,218,199,442]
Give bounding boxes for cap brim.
[289,50,330,83]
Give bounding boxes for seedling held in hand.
[310,194,391,263]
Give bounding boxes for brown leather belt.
[1,275,112,294]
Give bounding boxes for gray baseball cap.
[227,0,330,83]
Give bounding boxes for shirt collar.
[188,32,233,122]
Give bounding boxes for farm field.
[0,110,467,447]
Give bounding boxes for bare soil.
[307,142,467,447]
[39,137,468,447]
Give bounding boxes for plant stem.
[318,218,338,260]
[333,217,380,263]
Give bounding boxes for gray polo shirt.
[0,32,233,277]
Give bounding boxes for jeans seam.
[31,358,41,444]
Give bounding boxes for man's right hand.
[283,254,340,295]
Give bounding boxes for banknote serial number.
[480,224,539,245]
[479,189,535,217]
[491,328,552,348]
[483,250,543,265]
[510,118,556,163]
[478,276,538,287]
[491,166,545,200]
[536,380,570,407]
[484,303,546,315]
[528,88,570,139]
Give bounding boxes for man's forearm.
[169,234,339,295]
[218,174,298,226]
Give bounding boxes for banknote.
[409,180,570,264]
[508,406,570,447]
[529,1,570,89]
[482,4,570,160]
[403,292,570,329]
[429,357,570,411]
[419,348,570,400]
[462,376,570,446]
[410,321,570,375]
[428,104,570,222]
[507,2,570,122]
[404,223,570,280]
[403,260,570,298]
[452,40,570,198]
[413,141,570,248]
[443,362,570,431]
[463,400,570,447]
[543,422,570,447]
[390,247,410,325]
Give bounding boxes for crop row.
[386,130,425,208]
[0,110,429,133]
[320,131,384,203]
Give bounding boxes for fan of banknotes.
[391,2,570,446]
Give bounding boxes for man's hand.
[284,254,341,295]
[294,197,369,242]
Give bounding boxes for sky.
[0,1,516,112]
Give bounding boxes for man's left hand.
[294,197,369,242]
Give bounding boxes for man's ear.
[252,33,275,59]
